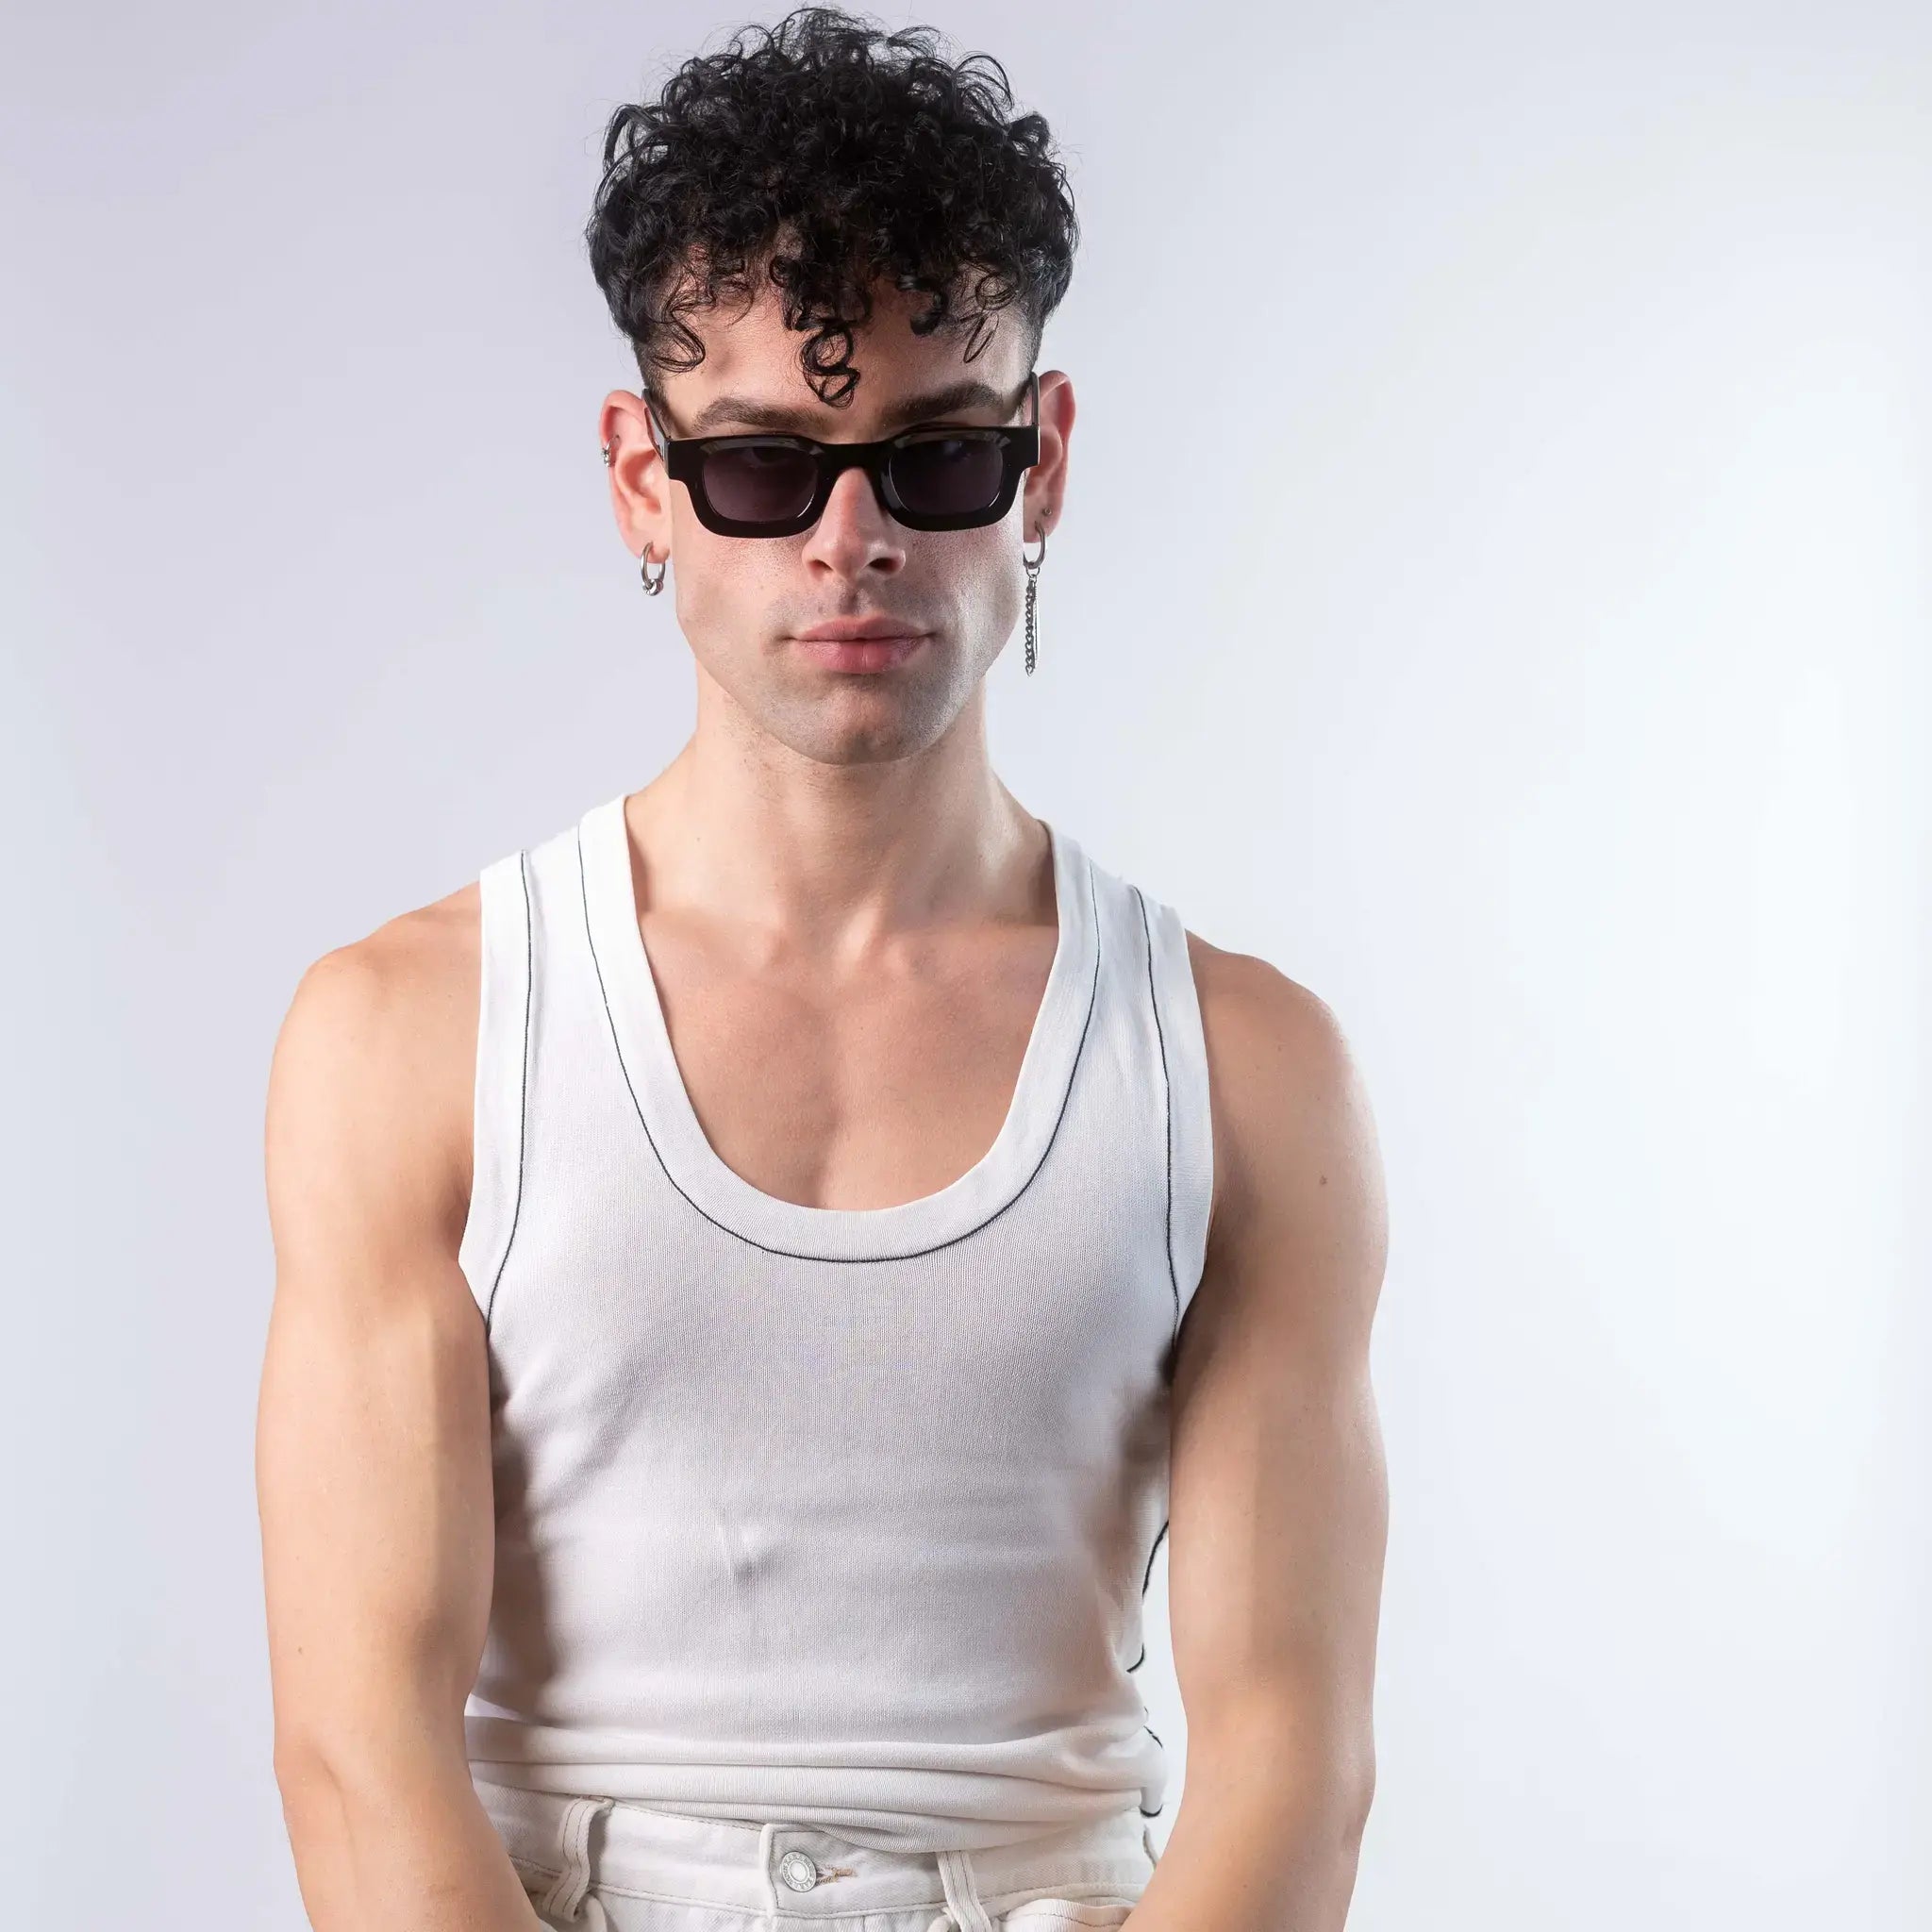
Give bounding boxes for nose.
[802,462,906,576]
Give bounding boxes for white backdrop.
[3,3,1924,1926]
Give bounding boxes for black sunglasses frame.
[645,371,1041,538]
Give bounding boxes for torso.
[363,786,1234,1851]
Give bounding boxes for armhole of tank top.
[1143,893,1214,1341]
[456,848,531,1334]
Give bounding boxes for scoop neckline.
[576,791,1100,1261]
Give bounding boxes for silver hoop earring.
[640,548,667,596]
[1021,524,1048,675]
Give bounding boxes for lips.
[792,619,929,641]
[791,631,928,672]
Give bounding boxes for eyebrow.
[680,376,1016,438]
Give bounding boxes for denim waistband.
[472,1776,1159,1929]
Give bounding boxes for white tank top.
[458,791,1214,1855]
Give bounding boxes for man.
[257,10,1388,1931]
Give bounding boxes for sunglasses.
[644,371,1041,538]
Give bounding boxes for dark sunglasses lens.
[700,442,819,525]
[890,435,1008,516]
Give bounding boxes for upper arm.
[256,890,493,1785]
[1165,937,1390,1806]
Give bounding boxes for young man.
[257,11,1389,1931]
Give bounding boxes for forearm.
[1126,1735,1373,1932]
[277,1721,542,1932]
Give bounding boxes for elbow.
[274,1727,342,1811]
[1340,1748,1376,1854]
[274,1725,379,1859]
[273,1729,354,1886]
[271,1699,468,1816]
[1189,1704,1377,1836]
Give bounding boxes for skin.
[257,268,1389,1932]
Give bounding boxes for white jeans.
[473,1777,1159,1932]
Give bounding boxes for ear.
[599,390,674,561]
[1023,368,1074,543]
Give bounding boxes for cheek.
[672,541,788,641]
[911,532,1024,636]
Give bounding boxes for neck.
[622,693,1047,956]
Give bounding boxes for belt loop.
[1143,1820,1161,1867]
[758,1821,780,1930]
[539,1794,615,1923]
[936,1846,996,1932]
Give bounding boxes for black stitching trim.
[1140,1515,1169,1599]
[482,849,533,1335]
[577,821,1103,1263]
[1131,887,1180,1352]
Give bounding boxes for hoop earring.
[1022,523,1048,675]
[640,548,667,596]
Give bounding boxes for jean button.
[778,1849,821,1891]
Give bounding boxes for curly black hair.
[584,6,1078,410]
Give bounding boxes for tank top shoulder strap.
[1127,877,1216,1348]
[457,846,533,1330]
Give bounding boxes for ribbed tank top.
[457,792,1214,1855]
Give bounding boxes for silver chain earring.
[1022,523,1048,675]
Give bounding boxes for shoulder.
[264,878,482,1274]
[1183,926,1344,1054]
[1181,928,1384,1289]
[273,878,481,1094]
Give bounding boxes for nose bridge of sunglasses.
[815,442,897,523]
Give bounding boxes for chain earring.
[1022,523,1048,675]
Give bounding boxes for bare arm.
[1130,941,1390,1932]
[256,895,542,1932]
